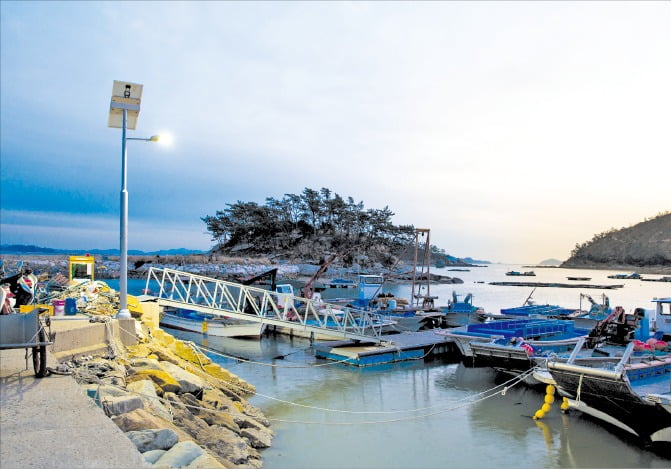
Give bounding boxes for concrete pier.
[0,347,147,468]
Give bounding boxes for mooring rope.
[185,342,539,416]
[72,364,536,426]
[188,340,439,370]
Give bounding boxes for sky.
[1,1,669,263]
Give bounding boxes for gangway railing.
[145,267,385,343]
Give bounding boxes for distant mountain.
[539,258,562,266]
[461,257,491,265]
[446,255,490,265]
[562,212,671,268]
[0,244,207,256]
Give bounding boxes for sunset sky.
[1,1,669,263]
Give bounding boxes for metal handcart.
[0,308,53,377]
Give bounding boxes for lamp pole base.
[117,309,132,319]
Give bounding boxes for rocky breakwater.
[69,313,272,468]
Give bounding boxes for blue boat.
[440,291,485,327]
[499,304,576,318]
[473,303,670,386]
[438,318,591,358]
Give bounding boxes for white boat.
[548,341,671,447]
[159,308,266,339]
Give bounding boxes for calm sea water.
[109,265,671,468]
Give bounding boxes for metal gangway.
[145,267,386,343]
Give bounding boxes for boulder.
[201,388,236,409]
[173,341,212,366]
[179,393,239,433]
[102,394,144,417]
[126,379,173,422]
[142,449,166,464]
[126,343,152,358]
[126,428,179,453]
[163,393,210,438]
[130,358,163,371]
[239,426,272,449]
[112,408,192,442]
[236,400,271,428]
[160,361,206,394]
[126,369,180,394]
[147,343,181,365]
[154,440,206,468]
[193,425,257,466]
[185,453,226,468]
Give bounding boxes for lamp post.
[108,81,163,318]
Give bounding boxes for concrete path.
[0,348,147,468]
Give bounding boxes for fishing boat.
[651,297,671,340]
[159,308,266,339]
[438,318,591,359]
[547,341,671,448]
[496,304,577,319]
[607,272,641,280]
[345,274,440,332]
[440,291,486,327]
[506,271,536,276]
[641,276,671,283]
[472,305,663,384]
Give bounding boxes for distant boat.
[566,276,591,281]
[641,276,671,283]
[506,271,536,277]
[607,272,641,279]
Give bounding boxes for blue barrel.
[65,297,78,315]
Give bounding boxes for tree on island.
[202,187,417,266]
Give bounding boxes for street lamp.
[107,81,165,318]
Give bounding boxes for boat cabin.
[358,275,383,302]
[69,255,95,285]
[649,297,671,340]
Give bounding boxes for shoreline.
[0,283,273,468]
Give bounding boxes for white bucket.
[52,299,65,316]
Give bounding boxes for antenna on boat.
[523,287,536,306]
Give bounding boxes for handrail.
[145,267,384,343]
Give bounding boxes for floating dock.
[313,330,458,366]
[489,281,624,289]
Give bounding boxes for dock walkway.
[0,348,146,468]
[313,330,458,366]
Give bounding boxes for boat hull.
[160,311,266,338]
[443,311,485,328]
[549,362,671,446]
